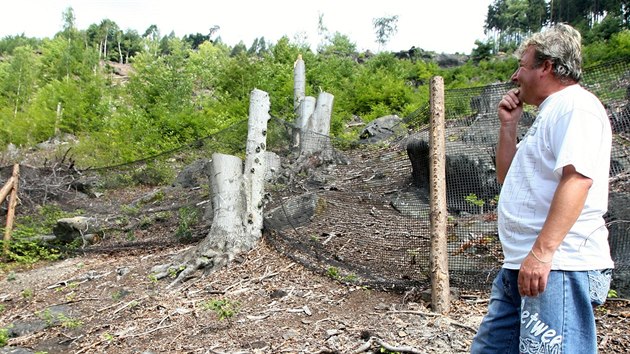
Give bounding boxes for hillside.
[0,146,629,353]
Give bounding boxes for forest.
[1,0,630,167]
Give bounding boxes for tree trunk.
[300,92,334,156]
[55,102,62,136]
[152,89,269,286]
[293,96,315,148]
[290,57,345,170]
[243,89,270,241]
[292,55,306,148]
[118,40,123,63]
[293,54,305,112]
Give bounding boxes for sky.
[0,0,494,54]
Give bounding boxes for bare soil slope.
[0,174,628,354]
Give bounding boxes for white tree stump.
[293,96,316,148]
[300,92,334,156]
[152,89,270,286]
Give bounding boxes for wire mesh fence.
[264,59,630,297]
[6,58,627,298]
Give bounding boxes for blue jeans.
[471,268,612,354]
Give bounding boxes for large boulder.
[53,216,100,244]
[173,158,210,189]
[407,138,500,214]
[358,115,405,144]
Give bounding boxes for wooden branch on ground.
[351,336,423,354]
[3,164,19,255]
[0,176,15,202]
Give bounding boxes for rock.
[69,176,100,198]
[436,53,467,68]
[173,158,210,188]
[407,138,500,214]
[264,192,320,230]
[53,217,100,244]
[358,115,405,144]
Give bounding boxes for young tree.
[373,15,399,51]
[61,7,76,35]
[97,19,120,61]
[121,29,142,63]
[1,46,39,119]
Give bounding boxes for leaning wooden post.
[4,164,19,255]
[0,176,15,203]
[429,76,450,314]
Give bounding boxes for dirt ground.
[0,155,629,353]
[1,235,629,354]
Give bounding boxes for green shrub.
[0,327,8,347]
[3,204,80,264]
[201,298,240,321]
[176,207,199,242]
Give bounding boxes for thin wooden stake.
[3,164,19,255]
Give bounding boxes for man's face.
[511,46,545,106]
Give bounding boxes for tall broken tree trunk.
[292,54,307,148]
[293,54,305,113]
[300,91,335,158]
[293,96,315,148]
[152,89,270,286]
[290,55,346,171]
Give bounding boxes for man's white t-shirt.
[498,84,614,270]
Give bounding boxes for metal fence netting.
[264,59,630,297]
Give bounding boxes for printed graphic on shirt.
[501,119,541,237]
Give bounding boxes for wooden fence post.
[3,164,19,255]
[429,76,450,314]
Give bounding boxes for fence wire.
[10,59,626,297]
[264,59,630,296]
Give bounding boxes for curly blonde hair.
[516,23,583,83]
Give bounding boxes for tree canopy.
[483,0,630,51]
[0,5,628,167]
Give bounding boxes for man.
[471,24,614,354]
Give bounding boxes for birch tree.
[373,15,399,51]
[2,46,38,119]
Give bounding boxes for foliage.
[38,308,83,329]
[176,207,200,242]
[0,327,8,347]
[201,298,240,321]
[465,193,485,214]
[131,163,174,186]
[326,266,358,283]
[0,5,628,169]
[2,204,81,264]
[483,0,630,54]
[583,29,630,64]
[373,16,399,50]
